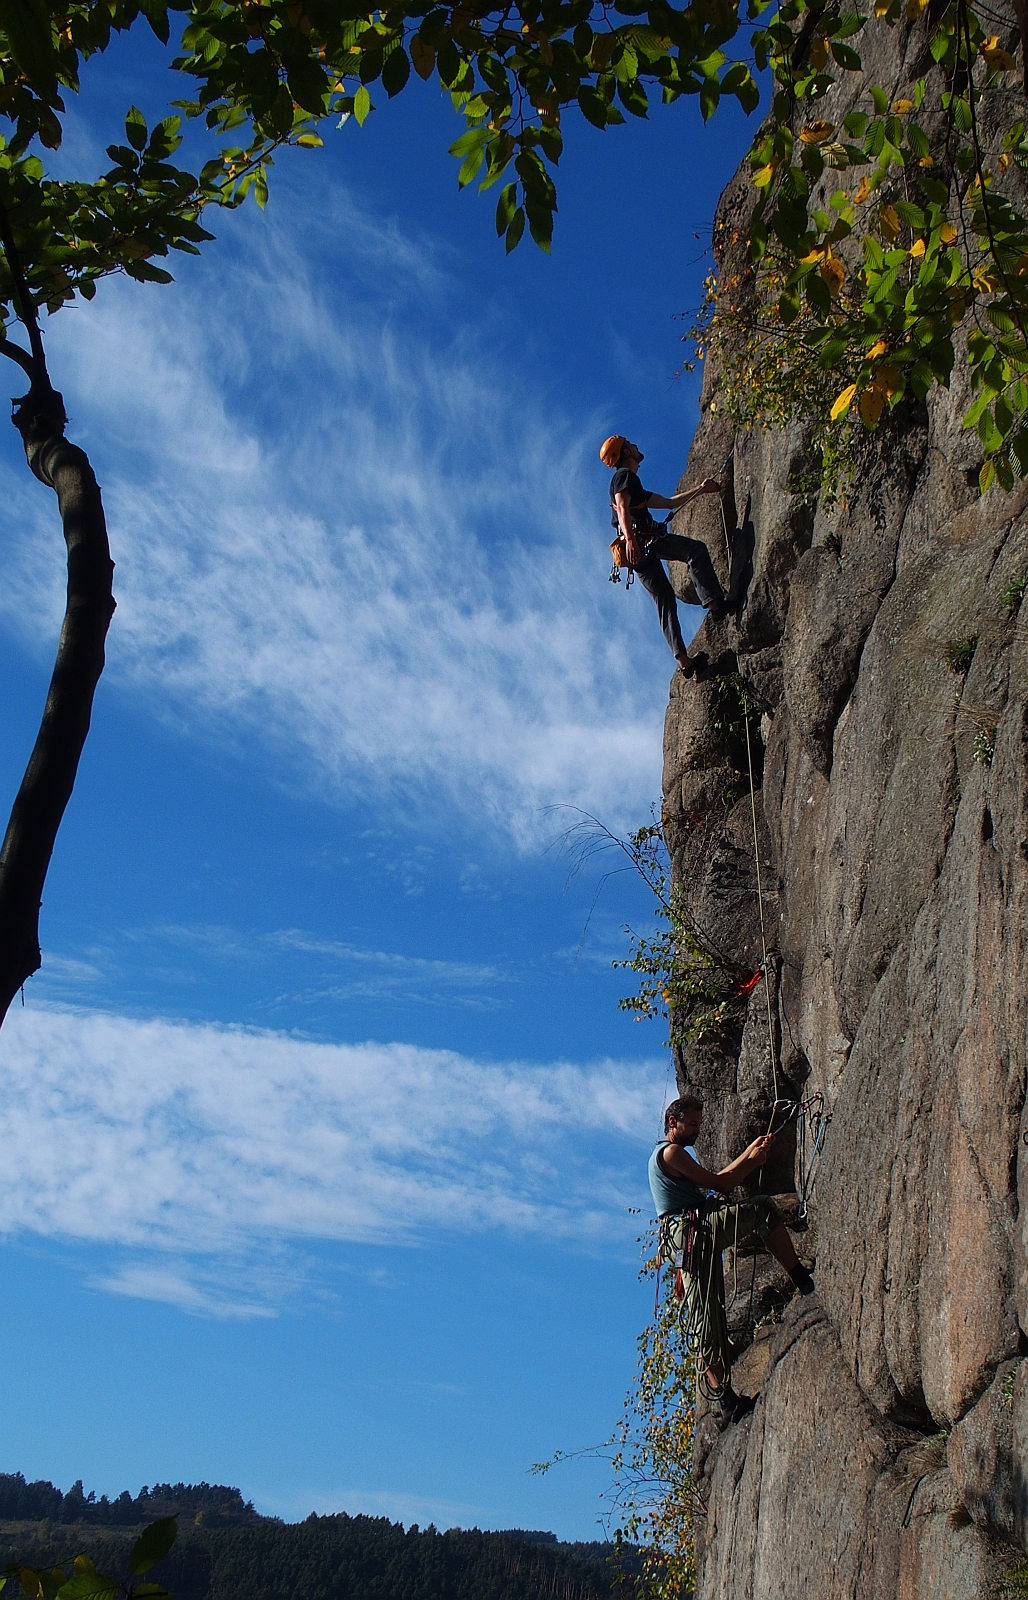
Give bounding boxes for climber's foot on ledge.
[705,599,731,624]
[789,1263,816,1296]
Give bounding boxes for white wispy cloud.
[0,1005,664,1314]
[0,176,693,844]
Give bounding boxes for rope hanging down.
[717,483,780,1110]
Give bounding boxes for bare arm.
[661,1134,776,1196]
[645,477,722,513]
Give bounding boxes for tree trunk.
[0,382,115,1025]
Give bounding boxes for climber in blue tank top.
[650,1093,816,1429]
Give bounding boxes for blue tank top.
[648,1140,707,1215]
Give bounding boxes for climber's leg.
[633,553,688,660]
[645,533,725,613]
[724,1195,817,1295]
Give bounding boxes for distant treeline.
[0,1474,262,1528]
[0,1476,635,1600]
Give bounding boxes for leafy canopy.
[2,0,1027,488]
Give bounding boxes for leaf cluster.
[4,1521,177,1600]
[605,1271,699,1600]
[693,0,1028,495]
[608,816,757,1046]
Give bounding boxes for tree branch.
[0,422,116,1023]
[0,339,34,377]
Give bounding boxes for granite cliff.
[662,9,1028,1593]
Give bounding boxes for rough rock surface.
[659,10,1028,1596]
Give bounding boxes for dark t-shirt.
[609,468,656,532]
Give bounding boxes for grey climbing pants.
[659,1195,782,1379]
[633,533,724,659]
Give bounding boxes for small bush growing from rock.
[1000,1555,1028,1597]
[972,729,996,767]
[1001,575,1028,615]
[946,634,979,674]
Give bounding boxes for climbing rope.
[714,479,780,1106]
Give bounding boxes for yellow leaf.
[859,383,886,426]
[753,163,776,188]
[919,155,934,167]
[973,265,998,291]
[909,237,926,258]
[809,35,829,69]
[878,363,903,398]
[831,383,858,421]
[999,152,1011,173]
[939,223,958,245]
[854,176,871,203]
[981,35,1017,69]
[819,253,845,295]
[800,247,826,264]
[867,338,889,358]
[800,119,835,144]
[880,204,900,242]
[906,0,928,17]
[891,97,914,113]
[874,0,890,15]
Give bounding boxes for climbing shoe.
[715,1385,756,1429]
[705,600,731,623]
[789,1264,816,1296]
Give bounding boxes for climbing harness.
[608,514,673,587]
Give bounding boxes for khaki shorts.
[659,1196,781,1377]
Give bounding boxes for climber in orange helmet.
[600,435,727,678]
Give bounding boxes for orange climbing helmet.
[599,435,627,468]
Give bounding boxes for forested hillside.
[0,1475,626,1600]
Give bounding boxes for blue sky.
[0,34,755,1539]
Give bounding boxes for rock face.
[662,12,1028,1595]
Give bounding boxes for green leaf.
[980,459,996,492]
[54,1577,118,1600]
[831,41,861,69]
[0,0,60,95]
[906,122,930,159]
[381,45,410,97]
[894,201,925,229]
[1010,425,1028,473]
[495,182,517,235]
[577,86,609,128]
[353,86,372,126]
[125,107,149,152]
[864,119,885,157]
[129,1519,178,1578]
[698,75,720,120]
[870,85,889,114]
[996,454,1015,492]
[504,206,525,252]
